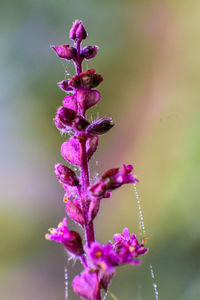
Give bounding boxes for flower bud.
[88,197,100,223]
[69,20,87,41]
[81,45,98,60]
[45,218,84,256]
[75,88,101,115]
[55,163,79,186]
[53,115,66,131]
[63,230,84,255]
[86,135,98,160]
[51,45,77,60]
[57,80,73,92]
[56,106,76,126]
[86,117,114,135]
[69,69,103,89]
[89,165,138,198]
[73,116,90,131]
[65,198,85,226]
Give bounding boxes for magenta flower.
[46,20,148,299]
[89,164,138,199]
[113,228,148,265]
[72,269,100,300]
[45,217,84,256]
[87,242,119,272]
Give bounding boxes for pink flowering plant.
[46,20,148,300]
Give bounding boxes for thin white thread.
[103,291,108,300]
[133,183,146,237]
[133,183,159,300]
[64,266,68,299]
[149,264,159,300]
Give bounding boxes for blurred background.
[1,0,200,299]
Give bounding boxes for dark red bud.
[51,45,77,60]
[86,117,114,135]
[56,106,76,126]
[66,199,85,226]
[88,198,100,223]
[73,116,90,131]
[63,230,84,255]
[69,70,103,89]
[81,46,98,60]
[54,164,79,186]
[102,168,119,179]
[55,164,79,186]
[86,135,98,160]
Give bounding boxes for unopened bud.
[57,80,73,92]
[81,45,98,60]
[63,230,84,256]
[69,69,103,89]
[56,106,76,126]
[73,116,90,131]
[69,20,87,41]
[86,117,114,135]
[66,199,85,226]
[51,45,77,60]
[45,218,84,256]
[55,163,79,186]
[53,115,66,131]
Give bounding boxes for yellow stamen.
[63,196,69,203]
[58,222,63,228]
[142,237,147,245]
[129,246,135,252]
[48,228,57,234]
[45,234,51,240]
[95,251,103,258]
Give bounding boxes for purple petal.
[88,197,100,223]
[63,185,78,201]
[86,135,98,160]
[65,198,85,226]
[55,163,79,186]
[75,88,101,114]
[122,228,130,239]
[61,136,81,166]
[51,45,76,60]
[72,270,100,300]
[63,95,78,113]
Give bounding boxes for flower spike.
[46,20,148,300]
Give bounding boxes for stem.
[73,38,95,247]
[80,255,88,268]
[75,39,82,74]
[80,137,95,246]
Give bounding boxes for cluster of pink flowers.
[46,20,148,300]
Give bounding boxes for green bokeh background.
[1,0,200,299]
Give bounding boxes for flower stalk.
[46,20,148,300]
